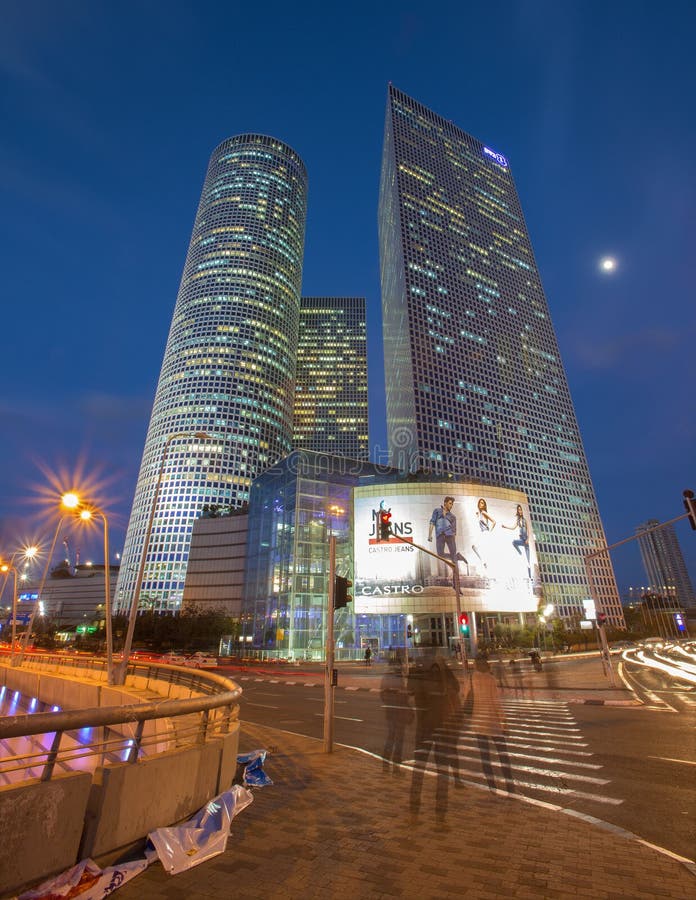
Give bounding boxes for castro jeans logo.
[483,146,508,167]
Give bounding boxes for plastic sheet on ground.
[16,857,149,900]
[147,784,254,875]
[237,748,273,786]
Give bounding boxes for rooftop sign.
[483,146,508,168]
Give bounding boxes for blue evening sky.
[1,1,694,591]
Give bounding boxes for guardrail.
[0,654,244,896]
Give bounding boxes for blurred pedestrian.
[465,657,514,793]
[380,650,413,774]
[364,646,372,667]
[409,656,461,826]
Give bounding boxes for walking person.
[380,650,413,774]
[364,645,372,667]
[464,657,515,793]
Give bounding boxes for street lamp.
[16,494,81,665]
[116,430,210,685]
[0,547,38,663]
[65,496,114,684]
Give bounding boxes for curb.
[238,674,642,704]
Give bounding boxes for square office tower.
[293,297,369,460]
[378,86,621,623]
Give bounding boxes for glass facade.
[116,135,308,614]
[378,86,622,625]
[242,451,406,659]
[293,297,369,460]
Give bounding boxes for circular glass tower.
[116,135,308,614]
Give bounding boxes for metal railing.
[0,654,242,783]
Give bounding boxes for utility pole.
[388,530,471,665]
[323,535,336,753]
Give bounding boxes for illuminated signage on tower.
[483,146,508,167]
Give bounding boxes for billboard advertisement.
[353,490,539,614]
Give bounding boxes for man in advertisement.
[427,496,467,587]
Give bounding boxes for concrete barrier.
[0,772,93,896]
[0,661,241,894]
[80,722,240,859]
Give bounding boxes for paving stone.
[104,722,695,900]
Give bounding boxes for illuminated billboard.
[353,487,539,615]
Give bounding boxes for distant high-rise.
[116,135,307,614]
[293,297,369,459]
[378,85,620,622]
[636,520,695,608]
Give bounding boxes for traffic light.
[596,612,607,626]
[683,489,696,530]
[334,575,353,609]
[407,623,412,639]
[458,612,469,635]
[379,508,392,541]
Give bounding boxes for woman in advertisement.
[502,503,531,579]
[471,497,496,571]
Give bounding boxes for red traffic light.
[596,612,607,626]
[379,508,392,541]
[458,612,469,634]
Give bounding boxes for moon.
[599,256,617,273]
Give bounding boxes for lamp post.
[0,563,18,658]
[1,548,37,665]
[116,431,210,685]
[64,495,114,684]
[16,511,72,665]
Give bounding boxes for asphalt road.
[230,663,696,861]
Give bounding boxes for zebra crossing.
[402,697,624,808]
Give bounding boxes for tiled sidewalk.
[111,722,695,900]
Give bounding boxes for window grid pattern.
[293,297,369,460]
[116,134,308,614]
[378,86,621,624]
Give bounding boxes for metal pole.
[403,616,409,673]
[117,431,208,684]
[583,554,617,687]
[323,535,336,753]
[9,568,18,665]
[16,519,65,666]
[99,512,114,685]
[388,530,469,665]
[116,440,172,684]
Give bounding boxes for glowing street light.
[1,546,38,664]
[16,494,81,665]
[116,431,210,685]
[66,496,115,684]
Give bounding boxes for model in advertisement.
[471,497,496,571]
[427,496,468,587]
[502,503,531,578]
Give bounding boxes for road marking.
[314,713,363,722]
[647,755,696,766]
[243,702,279,709]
